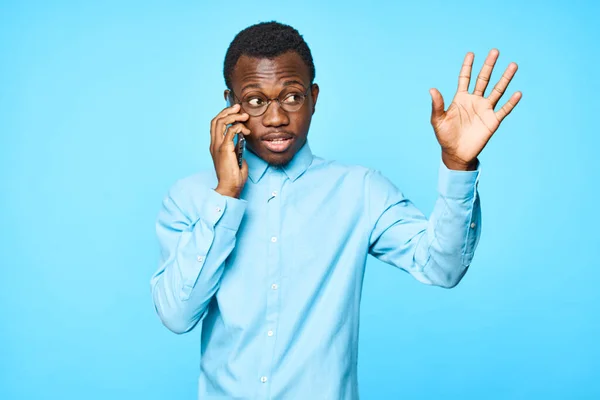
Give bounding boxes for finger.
[473,49,499,96]
[212,110,249,151]
[221,123,251,151]
[210,104,241,152]
[218,113,250,136]
[495,91,522,123]
[488,62,518,108]
[215,117,250,151]
[211,103,240,136]
[457,52,474,93]
[429,88,445,123]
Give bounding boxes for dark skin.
[210,52,318,198]
[210,49,520,198]
[225,52,319,166]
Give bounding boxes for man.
[150,21,521,399]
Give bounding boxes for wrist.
[441,151,478,171]
[215,185,240,199]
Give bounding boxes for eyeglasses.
[230,86,311,117]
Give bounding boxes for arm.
[368,48,520,287]
[150,182,247,334]
[367,161,481,288]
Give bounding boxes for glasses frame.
[230,86,312,117]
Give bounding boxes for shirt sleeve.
[367,161,481,288]
[150,181,247,333]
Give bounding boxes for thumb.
[429,88,445,122]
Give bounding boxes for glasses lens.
[239,90,307,116]
[243,104,267,116]
[280,92,305,112]
[242,95,268,116]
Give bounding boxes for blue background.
[1,0,598,399]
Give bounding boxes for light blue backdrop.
[1,0,598,399]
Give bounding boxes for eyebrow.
[240,80,307,93]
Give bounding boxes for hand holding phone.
[226,97,246,169]
[210,101,251,199]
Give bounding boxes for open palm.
[429,49,522,169]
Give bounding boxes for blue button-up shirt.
[150,140,481,399]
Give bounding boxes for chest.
[220,173,368,289]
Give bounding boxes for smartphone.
[235,132,246,169]
[226,96,245,169]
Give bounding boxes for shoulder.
[309,155,373,183]
[308,155,402,194]
[313,155,403,198]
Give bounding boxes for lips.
[262,132,294,141]
[261,132,295,153]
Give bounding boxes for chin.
[265,153,294,167]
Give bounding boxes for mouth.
[262,136,294,153]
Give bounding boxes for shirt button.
[267,330,274,337]
[260,376,268,383]
[271,236,277,243]
[271,283,278,290]
[470,222,476,229]
[271,191,277,197]
[197,256,204,262]
[216,207,222,213]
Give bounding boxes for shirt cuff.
[203,188,248,231]
[437,159,481,199]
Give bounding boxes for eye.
[246,97,265,107]
[282,92,303,104]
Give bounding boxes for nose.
[261,100,290,127]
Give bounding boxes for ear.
[224,89,232,104]
[310,83,320,115]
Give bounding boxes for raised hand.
[429,49,522,170]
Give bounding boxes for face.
[224,52,319,166]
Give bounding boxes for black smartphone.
[235,132,246,169]
[226,96,245,169]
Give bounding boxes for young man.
[150,21,521,399]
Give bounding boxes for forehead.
[231,52,310,92]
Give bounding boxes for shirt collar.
[246,139,314,184]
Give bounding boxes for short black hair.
[223,21,315,90]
